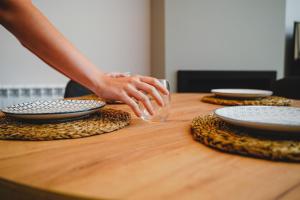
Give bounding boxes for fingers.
[121,93,142,117]
[139,76,169,95]
[98,75,167,118]
[125,85,155,115]
[135,81,164,107]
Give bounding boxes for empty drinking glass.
[139,79,171,122]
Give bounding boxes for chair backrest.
[64,80,93,98]
[177,70,276,93]
[272,76,300,99]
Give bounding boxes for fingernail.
[160,101,164,107]
[160,97,165,106]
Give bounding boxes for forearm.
[0,0,103,93]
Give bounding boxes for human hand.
[105,72,131,78]
[95,74,169,117]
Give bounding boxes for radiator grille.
[0,85,65,109]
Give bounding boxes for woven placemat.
[191,115,300,162]
[0,108,131,141]
[201,95,292,106]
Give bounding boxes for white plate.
[214,106,300,132]
[1,100,105,120]
[211,89,273,98]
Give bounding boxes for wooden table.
[1,93,300,200]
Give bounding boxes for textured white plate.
[211,89,273,98]
[1,100,105,120]
[214,106,300,132]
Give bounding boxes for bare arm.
[0,0,168,117]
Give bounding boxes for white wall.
[0,0,150,86]
[165,0,286,91]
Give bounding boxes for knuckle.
[141,94,148,102]
[117,93,125,100]
[134,102,140,109]
[132,78,140,84]
[124,83,132,89]
[149,85,156,94]
[128,78,135,84]
[135,92,145,101]
[130,101,139,109]
[151,78,158,84]
[133,75,140,79]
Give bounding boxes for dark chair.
[272,76,300,99]
[177,70,276,93]
[64,80,93,98]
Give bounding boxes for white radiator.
[0,85,65,109]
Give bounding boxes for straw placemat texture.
[201,95,292,106]
[191,115,300,162]
[0,108,131,141]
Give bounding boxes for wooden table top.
[1,93,300,200]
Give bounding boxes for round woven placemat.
[201,95,292,106]
[0,108,131,141]
[191,115,300,162]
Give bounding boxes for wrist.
[90,72,107,97]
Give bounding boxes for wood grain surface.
[0,93,300,200]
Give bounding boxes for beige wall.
[151,0,165,79]
[0,0,150,86]
[285,0,300,75]
[164,0,286,91]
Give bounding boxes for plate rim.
[1,99,106,116]
[214,106,300,131]
[211,88,273,97]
